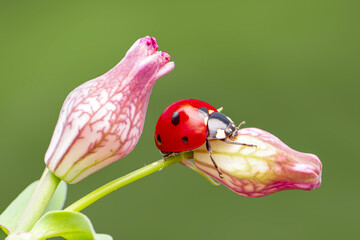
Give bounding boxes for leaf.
[0,181,38,235]
[0,180,67,236]
[95,234,113,240]
[45,181,67,212]
[29,211,96,240]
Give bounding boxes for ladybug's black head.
[225,122,237,140]
[207,112,237,140]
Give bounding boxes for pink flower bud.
[45,36,174,183]
[182,128,322,197]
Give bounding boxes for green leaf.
[0,181,38,235]
[29,211,96,240]
[45,181,67,212]
[95,234,113,240]
[0,180,67,236]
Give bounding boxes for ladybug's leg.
[222,138,257,147]
[162,152,177,159]
[206,139,224,179]
[162,152,171,158]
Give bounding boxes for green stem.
[65,153,188,212]
[14,168,61,233]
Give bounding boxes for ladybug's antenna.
[231,121,257,147]
[237,120,246,129]
[206,139,224,179]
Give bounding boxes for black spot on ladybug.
[182,136,189,145]
[171,111,180,126]
[198,107,209,119]
[157,134,162,145]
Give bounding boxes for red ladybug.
[154,99,255,178]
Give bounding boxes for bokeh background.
[1,0,359,239]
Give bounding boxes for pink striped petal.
[184,128,322,197]
[45,36,174,183]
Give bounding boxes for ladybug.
[154,99,255,178]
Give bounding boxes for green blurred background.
[0,0,359,239]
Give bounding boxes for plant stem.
[65,153,188,212]
[14,168,60,233]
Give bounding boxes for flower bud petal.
[45,36,174,183]
[191,128,322,197]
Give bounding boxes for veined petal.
[191,128,322,197]
[45,36,174,183]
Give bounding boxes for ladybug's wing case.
[155,99,217,153]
